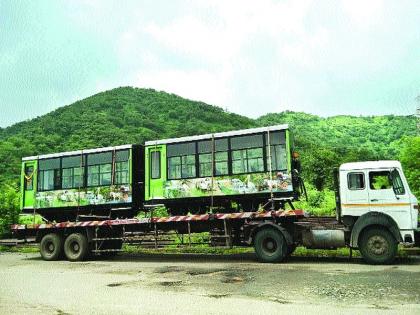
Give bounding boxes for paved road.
[1,252,420,315]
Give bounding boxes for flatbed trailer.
[11,209,349,263]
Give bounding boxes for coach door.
[147,146,165,200]
[22,161,37,209]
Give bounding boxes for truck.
[11,125,419,264]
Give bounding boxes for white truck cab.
[339,161,419,245]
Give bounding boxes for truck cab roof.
[339,160,402,171]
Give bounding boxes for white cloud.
[341,0,384,28]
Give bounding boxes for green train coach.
[21,125,298,221]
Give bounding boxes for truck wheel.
[254,228,288,263]
[64,233,89,262]
[359,227,397,265]
[40,233,63,261]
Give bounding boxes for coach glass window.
[231,134,264,174]
[214,139,229,176]
[198,140,212,177]
[150,151,161,179]
[87,152,112,186]
[115,150,130,185]
[24,165,34,191]
[167,142,196,179]
[38,158,61,191]
[61,155,84,189]
[266,131,287,171]
[198,138,229,177]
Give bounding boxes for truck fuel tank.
[302,229,346,249]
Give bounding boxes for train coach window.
[167,142,196,179]
[150,151,161,179]
[215,151,228,175]
[232,148,264,174]
[87,152,112,186]
[24,166,34,191]
[38,158,61,191]
[168,156,181,179]
[266,131,287,171]
[198,140,212,177]
[198,139,229,177]
[115,150,130,184]
[199,153,212,177]
[231,134,264,174]
[62,155,84,189]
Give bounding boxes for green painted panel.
[21,160,37,210]
[145,145,167,200]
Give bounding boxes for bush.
[291,184,336,216]
[0,182,20,237]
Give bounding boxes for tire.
[40,233,63,261]
[64,233,89,262]
[359,227,398,265]
[254,228,288,263]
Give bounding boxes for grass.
[0,242,411,259]
[0,245,39,253]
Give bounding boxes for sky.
[0,0,419,127]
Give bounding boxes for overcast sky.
[0,0,419,127]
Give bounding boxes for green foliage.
[291,184,336,216]
[0,182,20,237]
[399,136,420,197]
[18,214,43,225]
[0,87,417,236]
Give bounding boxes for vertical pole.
[267,130,274,210]
[122,225,125,245]
[76,151,83,221]
[154,223,158,249]
[95,227,98,252]
[223,219,231,248]
[210,134,215,212]
[187,221,191,247]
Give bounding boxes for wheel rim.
[367,235,388,256]
[45,241,55,254]
[70,241,80,254]
[262,237,278,254]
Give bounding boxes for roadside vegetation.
[0,87,418,237]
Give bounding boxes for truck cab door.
[341,170,369,216]
[367,169,412,230]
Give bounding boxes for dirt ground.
[1,252,420,315]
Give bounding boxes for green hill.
[0,87,418,235]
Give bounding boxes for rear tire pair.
[40,233,89,262]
